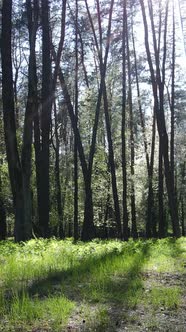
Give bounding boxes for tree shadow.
[2,241,153,331]
[26,242,150,296]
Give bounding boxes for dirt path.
[115,272,186,332]
[66,271,186,332]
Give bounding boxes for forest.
[0,1,186,330]
[0,0,186,242]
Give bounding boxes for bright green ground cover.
[0,237,186,331]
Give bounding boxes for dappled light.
[0,0,186,330]
[0,238,186,331]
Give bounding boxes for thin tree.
[170,0,176,191]
[38,0,53,237]
[2,0,25,241]
[85,0,122,238]
[140,0,181,237]
[54,0,116,240]
[74,0,79,241]
[131,10,156,238]
[122,0,129,240]
[126,5,137,239]
[52,102,64,238]
[21,0,39,240]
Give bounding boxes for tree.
[126,2,137,239]
[0,169,6,240]
[121,0,129,240]
[74,0,79,241]
[140,0,181,237]
[2,0,26,241]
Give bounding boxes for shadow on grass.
[1,241,160,331]
[22,241,151,331]
[26,242,150,296]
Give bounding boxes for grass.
[148,286,181,309]
[0,237,185,331]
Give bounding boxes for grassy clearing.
[0,237,185,331]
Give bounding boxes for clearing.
[0,237,186,331]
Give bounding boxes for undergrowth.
[0,237,185,331]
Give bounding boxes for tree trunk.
[1,0,25,242]
[126,11,137,239]
[122,0,129,241]
[181,195,185,236]
[158,141,165,238]
[57,68,96,240]
[53,103,64,239]
[81,179,95,241]
[94,0,121,238]
[146,112,156,239]
[55,0,115,240]
[39,0,52,237]
[21,0,39,240]
[0,173,6,240]
[140,0,180,237]
[74,0,79,241]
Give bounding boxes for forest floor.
[0,237,186,332]
[66,271,186,332]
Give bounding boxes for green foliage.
[0,238,185,331]
[145,237,186,272]
[147,286,181,309]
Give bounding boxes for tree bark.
[74,0,79,241]
[21,0,39,240]
[94,0,121,238]
[140,0,181,237]
[170,0,176,194]
[126,14,137,239]
[53,103,64,238]
[39,0,53,237]
[1,0,25,242]
[122,0,129,241]
[158,141,165,238]
[0,172,6,240]
[56,0,115,240]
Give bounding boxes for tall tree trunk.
[95,0,121,238]
[39,0,52,237]
[158,141,165,238]
[53,103,64,238]
[171,0,176,195]
[1,0,25,242]
[21,0,39,240]
[74,0,79,241]
[33,107,42,234]
[56,0,115,240]
[132,17,156,238]
[140,0,180,237]
[57,68,96,240]
[102,82,122,238]
[122,0,129,241]
[132,25,150,172]
[146,111,156,238]
[126,15,137,239]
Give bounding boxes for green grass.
[148,286,181,309]
[0,237,185,331]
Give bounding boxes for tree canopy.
[0,0,186,242]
